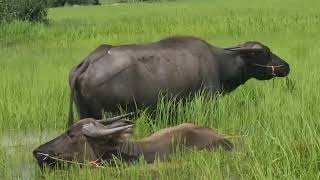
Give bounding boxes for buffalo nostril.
[34,152,47,164]
[33,150,39,157]
[283,65,290,76]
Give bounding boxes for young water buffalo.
[33,114,233,168]
[67,36,290,126]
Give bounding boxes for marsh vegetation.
[0,0,320,179]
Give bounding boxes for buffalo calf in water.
[33,113,233,168]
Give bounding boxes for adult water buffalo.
[33,113,233,168]
[67,36,290,126]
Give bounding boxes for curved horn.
[97,112,135,124]
[223,45,241,50]
[107,120,134,129]
[82,123,133,138]
[224,45,264,52]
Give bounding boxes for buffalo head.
[224,41,290,80]
[33,113,134,168]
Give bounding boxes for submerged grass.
[1,0,320,179]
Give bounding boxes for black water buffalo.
[33,113,233,168]
[67,36,290,126]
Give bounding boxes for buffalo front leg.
[203,81,223,98]
[77,98,104,120]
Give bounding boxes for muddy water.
[0,130,60,180]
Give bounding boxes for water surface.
[0,130,61,180]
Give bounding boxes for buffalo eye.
[249,52,258,57]
[66,130,75,138]
[68,133,76,138]
[251,50,266,57]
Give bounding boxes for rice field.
[1,0,320,179]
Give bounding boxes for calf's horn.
[82,123,133,137]
[98,112,135,124]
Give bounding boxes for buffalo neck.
[119,140,143,157]
[116,140,159,163]
[215,50,250,93]
[87,140,141,164]
[90,139,153,164]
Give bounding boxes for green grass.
[1,0,320,179]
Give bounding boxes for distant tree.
[118,0,162,2]
[50,0,67,7]
[0,0,48,23]
[50,0,100,7]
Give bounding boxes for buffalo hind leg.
[77,99,103,120]
[69,93,102,126]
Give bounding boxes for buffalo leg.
[204,80,223,97]
[72,92,92,121]
[77,97,104,120]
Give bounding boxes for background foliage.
[0,0,101,23]
[0,0,319,179]
[51,0,100,7]
[0,0,48,23]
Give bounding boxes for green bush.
[66,0,100,5]
[50,0,100,6]
[50,0,67,7]
[118,0,162,2]
[0,0,48,23]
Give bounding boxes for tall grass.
[0,0,320,179]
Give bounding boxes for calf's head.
[33,113,134,168]
[225,41,290,80]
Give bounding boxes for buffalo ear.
[117,124,134,140]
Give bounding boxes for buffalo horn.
[97,112,135,124]
[224,45,264,52]
[82,123,133,137]
[107,120,134,129]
